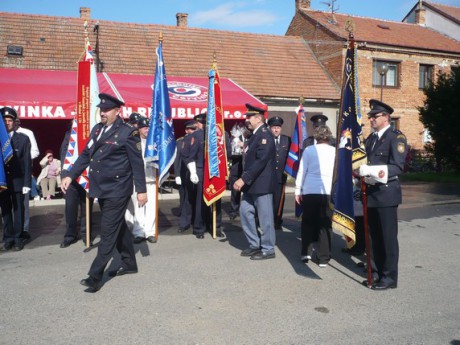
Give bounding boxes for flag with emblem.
[0,116,13,190]
[62,36,100,192]
[331,43,367,248]
[203,65,228,206]
[145,36,176,184]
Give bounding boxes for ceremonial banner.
[285,104,307,178]
[145,39,176,184]
[203,68,227,206]
[285,105,308,217]
[0,117,13,190]
[331,45,366,248]
[63,39,100,191]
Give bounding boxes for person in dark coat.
[0,107,32,252]
[233,104,276,260]
[267,116,291,230]
[174,120,197,232]
[359,99,408,290]
[59,120,94,248]
[61,93,147,292]
[302,114,330,149]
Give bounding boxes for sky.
[1,0,460,35]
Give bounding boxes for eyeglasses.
[367,114,384,119]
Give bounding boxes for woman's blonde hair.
[313,125,333,143]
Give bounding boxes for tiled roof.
[0,12,340,101]
[425,1,460,25]
[300,9,460,55]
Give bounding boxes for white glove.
[187,162,199,184]
[22,187,31,195]
[360,164,388,184]
[175,176,182,185]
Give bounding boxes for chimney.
[415,1,426,26]
[80,7,91,21]
[176,13,188,27]
[295,0,311,11]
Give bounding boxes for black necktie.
[276,137,280,147]
[369,133,378,151]
[98,126,107,141]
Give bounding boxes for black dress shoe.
[108,267,138,277]
[250,251,276,260]
[20,232,31,240]
[13,242,24,251]
[371,281,397,290]
[229,214,237,220]
[240,248,260,257]
[195,234,204,239]
[216,230,225,238]
[0,242,14,251]
[80,276,103,292]
[133,236,145,244]
[178,227,190,233]
[146,236,157,243]
[60,238,78,248]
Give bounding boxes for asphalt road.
[1,182,460,345]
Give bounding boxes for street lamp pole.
[377,63,389,101]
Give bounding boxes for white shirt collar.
[376,124,391,139]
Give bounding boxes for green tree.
[418,68,460,172]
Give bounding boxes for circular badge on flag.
[167,81,208,102]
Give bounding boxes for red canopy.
[0,68,267,120]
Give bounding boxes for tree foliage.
[418,68,460,172]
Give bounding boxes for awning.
[0,68,267,120]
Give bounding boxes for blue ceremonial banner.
[206,69,219,178]
[145,38,176,184]
[331,45,367,248]
[0,116,13,190]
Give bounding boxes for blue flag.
[0,116,13,190]
[331,45,366,248]
[145,39,176,184]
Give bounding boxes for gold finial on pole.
[158,31,163,42]
[299,96,305,105]
[345,16,355,40]
[211,51,217,69]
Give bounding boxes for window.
[7,45,23,56]
[390,117,400,131]
[373,60,399,87]
[419,64,433,89]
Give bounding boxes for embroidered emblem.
[136,142,141,151]
[262,139,267,144]
[397,142,405,153]
[131,130,139,137]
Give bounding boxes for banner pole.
[85,194,90,248]
[361,177,372,288]
[212,202,216,239]
[155,169,159,241]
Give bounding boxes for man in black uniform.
[128,112,141,127]
[59,121,94,248]
[234,104,276,260]
[0,107,31,252]
[174,120,197,232]
[267,116,291,230]
[359,99,407,290]
[61,93,147,292]
[302,114,329,149]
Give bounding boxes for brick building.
[287,0,460,150]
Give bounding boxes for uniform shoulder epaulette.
[392,129,406,140]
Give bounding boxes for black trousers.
[88,196,136,281]
[273,182,286,226]
[0,190,25,245]
[63,182,93,241]
[229,174,241,216]
[301,194,332,263]
[368,206,399,285]
[179,176,193,230]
